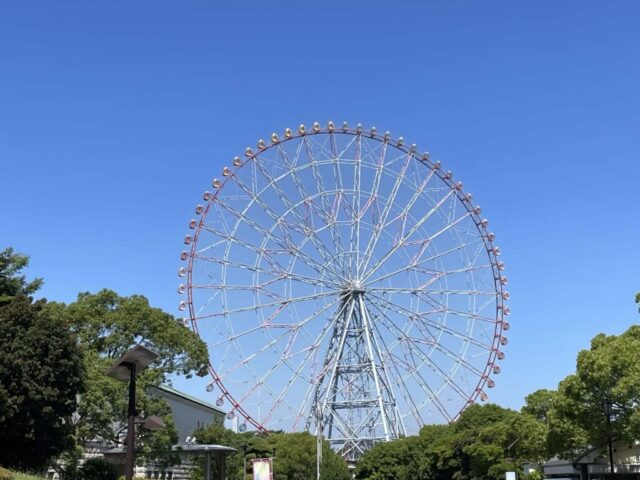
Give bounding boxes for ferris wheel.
[178,122,509,461]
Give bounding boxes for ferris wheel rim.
[180,122,509,434]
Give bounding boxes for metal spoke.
[364,240,487,287]
[190,290,340,320]
[192,254,341,290]
[359,149,414,276]
[367,292,496,350]
[302,135,350,280]
[219,172,347,283]
[250,148,348,280]
[367,299,470,413]
[362,189,461,283]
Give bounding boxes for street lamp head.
[143,415,166,431]
[105,344,159,381]
[133,414,166,431]
[106,344,160,480]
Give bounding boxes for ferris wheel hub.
[341,280,365,296]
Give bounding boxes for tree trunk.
[608,435,615,475]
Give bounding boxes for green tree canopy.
[45,289,209,471]
[0,247,43,304]
[0,295,84,471]
[522,389,556,424]
[194,422,351,480]
[354,404,546,480]
[270,432,351,480]
[354,435,420,480]
[548,325,640,473]
[448,404,545,480]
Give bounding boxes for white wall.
[151,389,225,443]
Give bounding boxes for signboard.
[252,458,273,480]
[505,472,516,480]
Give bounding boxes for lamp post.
[106,345,159,480]
[604,401,615,475]
[242,440,248,480]
[506,436,520,480]
[316,406,322,480]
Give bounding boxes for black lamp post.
[315,406,322,480]
[241,440,248,480]
[106,345,160,480]
[604,401,615,475]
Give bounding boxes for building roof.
[150,384,225,415]
[173,444,237,455]
[105,444,236,456]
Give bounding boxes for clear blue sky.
[1,1,639,413]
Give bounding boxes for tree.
[0,248,43,304]
[447,404,545,480]
[521,389,558,461]
[548,325,640,474]
[194,422,350,480]
[77,458,119,480]
[355,405,546,480]
[45,289,209,473]
[354,436,420,480]
[522,389,556,424]
[270,432,350,480]
[412,424,453,480]
[0,295,84,470]
[0,248,84,470]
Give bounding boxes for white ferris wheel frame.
[178,122,510,456]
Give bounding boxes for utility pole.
[242,440,248,480]
[316,405,322,480]
[106,345,159,480]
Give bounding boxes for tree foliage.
[45,289,209,471]
[355,435,421,480]
[193,422,351,480]
[0,248,84,471]
[270,432,350,480]
[0,248,43,305]
[0,296,84,470]
[522,389,556,424]
[355,404,546,480]
[77,458,119,480]
[547,325,640,472]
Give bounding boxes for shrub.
[78,459,118,480]
[0,468,14,480]
[12,473,43,480]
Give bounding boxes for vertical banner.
[252,458,273,480]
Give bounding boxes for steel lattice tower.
[309,290,405,461]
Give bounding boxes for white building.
[103,384,229,480]
[543,440,640,479]
[148,384,226,443]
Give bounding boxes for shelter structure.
[543,440,640,479]
[172,444,236,480]
[100,384,229,480]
